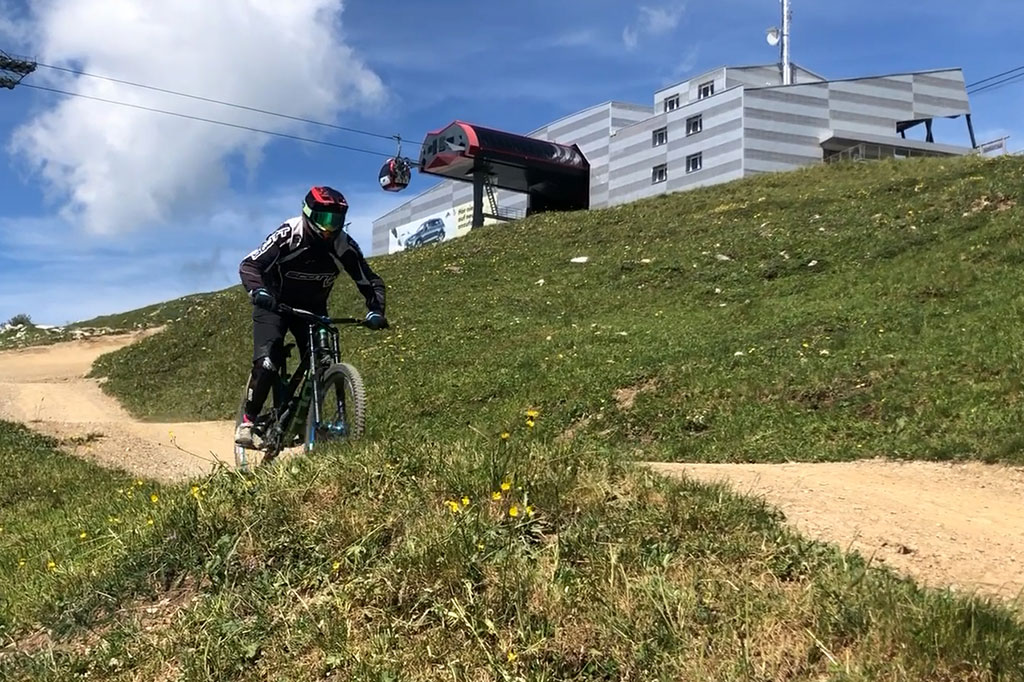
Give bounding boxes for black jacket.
[239,218,385,314]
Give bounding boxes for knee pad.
[254,355,277,373]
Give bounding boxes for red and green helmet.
[303,186,349,237]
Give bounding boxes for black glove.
[250,288,276,311]
[364,311,389,330]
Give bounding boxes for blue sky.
[1,0,1021,324]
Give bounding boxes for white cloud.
[545,29,602,49]
[623,3,686,50]
[6,0,386,236]
[672,45,701,79]
[0,1,27,46]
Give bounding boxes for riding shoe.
[234,420,255,448]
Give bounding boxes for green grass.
[67,292,225,332]
[0,292,223,351]
[4,155,1024,680]
[92,154,1024,464]
[0,422,171,637]
[2,423,1023,680]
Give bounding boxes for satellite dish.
[766,27,780,46]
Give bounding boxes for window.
[663,95,680,112]
[686,114,703,136]
[698,80,715,99]
[686,152,703,173]
[652,127,668,147]
[652,163,668,184]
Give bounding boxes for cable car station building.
[371,62,974,256]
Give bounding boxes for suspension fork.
[308,323,323,434]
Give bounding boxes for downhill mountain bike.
[233,303,368,473]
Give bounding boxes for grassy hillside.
[5,156,1024,680]
[0,293,221,351]
[92,154,1024,464]
[3,420,1023,680]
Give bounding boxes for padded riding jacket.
[239,217,386,315]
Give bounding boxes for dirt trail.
[0,331,234,481]
[648,461,1024,604]
[2,335,1023,604]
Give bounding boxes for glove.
[250,288,276,311]
[364,311,388,330]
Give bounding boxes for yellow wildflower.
[526,418,536,428]
[150,493,159,504]
[500,481,511,492]
[491,491,502,501]
[18,558,25,568]
[191,485,201,499]
[79,531,87,539]
[509,505,519,518]
[525,409,539,418]
[507,651,518,663]
[135,480,144,487]
[147,519,154,526]
[526,505,535,516]
[461,496,470,506]
[47,560,56,571]
[332,561,341,572]
[500,432,510,440]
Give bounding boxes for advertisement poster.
[388,203,502,254]
[388,208,454,254]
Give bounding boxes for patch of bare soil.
[614,378,658,411]
[1,577,201,661]
[647,459,1024,604]
[964,194,1017,216]
[0,330,233,481]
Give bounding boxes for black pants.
[244,305,324,419]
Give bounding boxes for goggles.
[303,204,348,232]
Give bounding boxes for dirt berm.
[1,333,1022,604]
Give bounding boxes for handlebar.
[277,303,365,326]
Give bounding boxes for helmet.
[302,186,349,238]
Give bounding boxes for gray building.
[372,62,973,257]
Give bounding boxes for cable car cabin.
[418,121,590,225]
[379,157,411,192]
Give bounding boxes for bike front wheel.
[305,362,366,452]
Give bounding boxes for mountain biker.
[234,185,388,448]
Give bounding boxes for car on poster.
[388,209,454,254]
[387,202,504,254]
[404,217,447,249]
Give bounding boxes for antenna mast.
[781,0,792,84]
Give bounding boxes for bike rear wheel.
[305,362,366,451]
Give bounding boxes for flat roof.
[823,129,971,155]
[652,62,828,96]
[748,66,965,92]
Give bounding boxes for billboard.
[388,208,454,254]
[387,202,499,254]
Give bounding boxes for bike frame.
[258,304,363,453]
